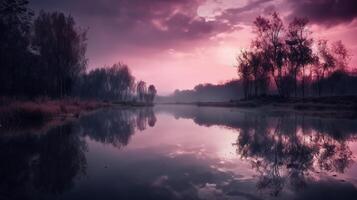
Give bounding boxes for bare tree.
[237,51,252,99]
[253,12,287,97]
[286,18,313,97]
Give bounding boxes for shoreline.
[0,99,112,133]
[0,98,157,134]
[158,96,357,119]
[2,95,356,134]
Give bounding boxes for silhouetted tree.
[0,0,34,96]
[331,40,350,71]
[147,85,157,103]
[286,18,314,97]
[32,11,87,97]
[237,51,252,99]
[311,39,349,96]
[74,62,136,101]
[253,12,287,97]
[108,63,135,100]
[238,12,353,99]
[136,81,147,102]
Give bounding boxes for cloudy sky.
[30,0,357,95]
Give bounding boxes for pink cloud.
[30,0,357,95]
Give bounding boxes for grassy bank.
[0,98,111,132]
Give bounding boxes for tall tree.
[286,17,313,97]
[253,12,287,97]
[0,0,33,96]
[313,40,336,96]
[107,63,135,100]
[74,63,136,101]
[331,40,350,71]
[136,81,147,102]
[33,11,87,97]
[237,51,252,99]
[147,85,157,103]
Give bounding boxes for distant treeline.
[236,12,355,99]
[157,80,244,103]
[161,71,357,103]
[0,0,156,103]
[73,63,157,102]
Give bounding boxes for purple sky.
[30,0,357,95]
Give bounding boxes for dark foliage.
[0,2,156,101]
[237,12,354,99]
[73,63,135,101]
[0,1,87,98]
[32,11,87,97]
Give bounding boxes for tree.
[246,12,351,98]
[331,40,350,71]
[33,11,87,97]
[252,12,287,97]
[237,51,252,99]
[136,81,147,102]
[313,40,336,96]
[107,63,135,100]
[0,0,33,96]
[286,17,313,97]
[73,62,136,101]
[312,40,351,96]
[147,85,157,103]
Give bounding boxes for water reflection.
[235,115,355,196]
[0,106,357,199]
[0,107,156,199]
[79,107,156,148]
[157,106,357,197]
[0,124,87,199]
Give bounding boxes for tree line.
[0,0,156,103]
[237,12,352,99]
[159,80,243,103]
[73,63,157,103]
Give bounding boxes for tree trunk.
[302,65,305,98]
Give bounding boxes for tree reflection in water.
[157,106,357,197]
[79,107,156,148]
[234,114,356,197]
[0,124,87,199]
[0,107,156,199]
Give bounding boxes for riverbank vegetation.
[0,0,157,127]
[0,97,112,131]
[0,0,156,102]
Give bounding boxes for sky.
[30,0,357,95]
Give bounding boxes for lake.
[1,105,357,200]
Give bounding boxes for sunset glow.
[2,1,357,199]
[29,0,357,95]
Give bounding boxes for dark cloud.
[29,0,234,48]
[288,0,357,26]
[29,0,357,46]
[216,0,274,25]
[28,0,357,69]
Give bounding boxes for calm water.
[1,105,357,200]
